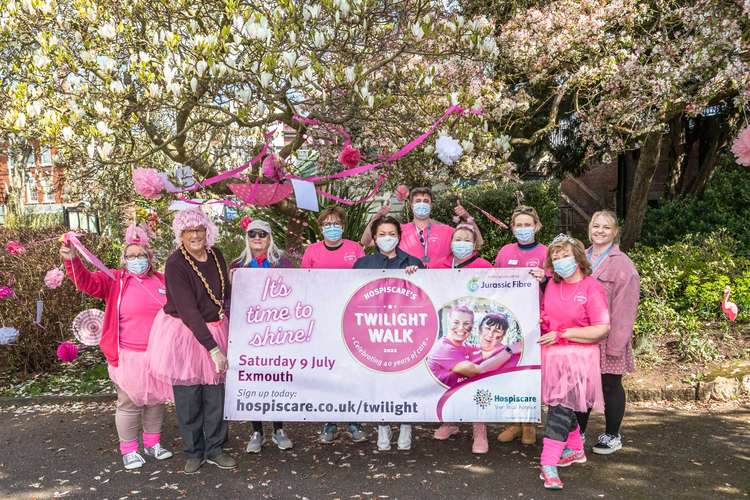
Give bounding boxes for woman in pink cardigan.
[61,225,173,470]
[577,210,640,455]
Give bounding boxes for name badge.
[158,288,167,295]
[508,259,519,265]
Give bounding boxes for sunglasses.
[247,230,269,239]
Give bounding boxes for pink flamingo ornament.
[722,285,738,322]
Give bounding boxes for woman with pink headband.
[60,225,173,470]
[146,208,236,474]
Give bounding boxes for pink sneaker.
[433,424,460,440]
[472,423,488,454]
[539,465,563,490]
[558,447,586,467]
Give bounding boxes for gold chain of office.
[179,245,226,319]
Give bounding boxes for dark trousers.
[173,384,228,459]
[575,374,626,436]
[252,421,283,435]
[544,405,580,442]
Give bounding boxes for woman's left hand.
[405,265,418,275]
[529,267,546,283]
[537,331,558,345]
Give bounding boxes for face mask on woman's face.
[451,240,474,259]
[412,202,431,219]
[321,224,343,242]
[513,227,535,244]
[126,257,149,275]
[552,255,578,279]
[376,236,399,253]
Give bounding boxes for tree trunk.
[663,116,685,200]
[621,133,663,250]
[683,115,726,197]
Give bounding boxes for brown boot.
[497,424,522,442]
[521,424,537,445]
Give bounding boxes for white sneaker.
[593,433,622,455]
[123,451,146,470]
[397,424,412,450]
[377,425,392,451]
[246,431,265,453]
[143,443,173,460]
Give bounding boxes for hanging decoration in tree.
[435,134,464,165]
[0,285,13,300]
[5,240,26,256]
[44,268,65,289]
[72,308,105,346]
[132,168,166,199]
[261,154,284,180]
[338,144,362,168]
[731,125,750,167]
[394,185,410,202]
[56,341,79,363]
[0,327,19,345]
[240,216,253,231]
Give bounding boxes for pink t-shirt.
[495,242,548,269]
[433,254,493,269]
[541,276,610,333]
[118,274,167,351]
[301,240,364,269]
[399,222,454,268]
[428,337,472,387]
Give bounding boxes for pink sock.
[540,437,566,466]
[566,426,583,452]
[119,439,139,455]
[142,432,160,448]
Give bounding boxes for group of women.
[60,186,639,490]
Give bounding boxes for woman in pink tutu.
[537,234,610,490]
[60,225,173,470]
[146,208,236,474]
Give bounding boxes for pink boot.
[472,423,488,454]
[433,424,460,440]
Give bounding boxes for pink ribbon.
[64,232,115,280]
[315,173,389,206]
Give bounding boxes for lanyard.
[587,245,612,271]
[417,223,431,263]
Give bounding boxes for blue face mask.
[553,256,578,279]
[126,257,149,276]
[513,227,535,244]
[412,202,431,219]
[322,224,343,242]
[451,241,474,259]
[376,236,399,253]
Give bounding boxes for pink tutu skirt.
[541,343,604,413]
[145,310,228,386]
[108,349,173,406]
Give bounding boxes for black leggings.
[575,374,626,436]
[251,421,283,435]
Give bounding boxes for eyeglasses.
[183,227,206,236]
[321,222,342,229]
[124,254,148,261]
[247,230,269,239]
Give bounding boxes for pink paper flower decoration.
[731,125,750,167]
[132,167,165,199]
[44,268,65,289]
[262,154,282,180]
[5,240,26,256]
[394,185,410,202]
[56,341,78,363]
[0,286,13,299]
[338,144,362,168]
[240,215,253,231]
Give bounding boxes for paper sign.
[291,179,319,212]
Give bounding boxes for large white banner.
[224,269,541,422]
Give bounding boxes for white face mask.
[376,236,399,253]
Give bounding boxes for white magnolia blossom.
[435,134,463,165]
[344,66,356,83]
[196,60,208,77]
[411,23,424,41]
[62,126,74,141]
[98,22,116,39]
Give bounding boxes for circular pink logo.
[342,278,438,372]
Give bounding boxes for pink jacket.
[63,257,165,367]
[589,245,640,357]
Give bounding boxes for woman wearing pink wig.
[60,225,173,470]
[146,208,236,474]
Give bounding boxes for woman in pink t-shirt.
[433,224,493,269]
[537,235,610,490]
[60,225,173,471]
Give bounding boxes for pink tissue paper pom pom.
[262,154,283,179]
[0,286,13,299]
[44,268,65,289]
[5,240,25,256]
[731,126,750,167]
[240,216,253,231]
[394,185,410,202]
[133,168,165,199]
[338,144,362,168]
[57,341,78,363]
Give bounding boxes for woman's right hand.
[210,347,228,373]
[59,244,77,261]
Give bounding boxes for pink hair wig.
[172,209,218,248]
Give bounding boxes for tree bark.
[621,133,663,250]
[663,115,685,200]
[683,116,726,197]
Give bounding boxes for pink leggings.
[116,386,165,455]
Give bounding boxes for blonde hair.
[453,224,477,242]
[120,244,156,276]
[510,205,542,228]
[588,210,620,243]
[545,236,591,282]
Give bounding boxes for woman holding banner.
[301,206,368,445]
[354,215,423,450]
[146,208,236,474]
[230,218,294,453]
[433,224,493,269]
[60,225,173,471]
[537,235,610,490]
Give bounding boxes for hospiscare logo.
[467,276,480,293]
[473,389,492,409]
[473,389,537,409]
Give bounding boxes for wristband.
[210,347,221,356]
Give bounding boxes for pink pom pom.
[5,240,26,256]
[124,225,150,247]
[0,286,13,300]
[394,185,410,202]
[44,268,65,289]
[731,126,750,167]
[132,168,165,199]
[338,144,362,168]
[57,341,78,363]
[262,155,282,180]
[240,216,253,231]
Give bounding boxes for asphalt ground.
[1,401,748,499]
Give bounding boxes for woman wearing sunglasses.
[230,219,293,453]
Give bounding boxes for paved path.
[1,401,748,499]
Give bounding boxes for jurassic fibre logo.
[467,277,480,293]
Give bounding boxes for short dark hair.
[409,186,433,201]
[317,205,346,228]
[479,313,509,333]
[370,215,402,240]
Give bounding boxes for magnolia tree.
[0,0,507,217]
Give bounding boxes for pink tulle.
[145,310,228,386]
[124,225,150,247]
[109,349,172,406]
[57,341,78,363]
[261,154,283,180]
[132,168,165,199]
[732,126,750,167]
[338,144,362,168]
[0,286,13,299]
[541,343,603,413]
[5,240,26,256]
[44,268,65,289]
[394,185,410,202]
